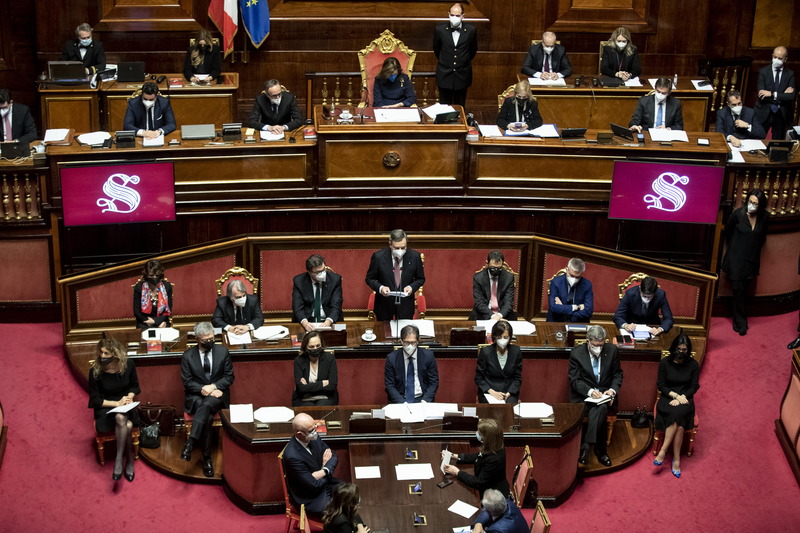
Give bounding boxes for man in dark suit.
[472,489,529,533]
[547,257,593,322]
[283,412,340,514]
[212,279,264,335]
[613,276,673,336]
[365,229,425,321]
[122,81,176,139]
[248,79,305,134]
[568,325,623,467]
[629,77,684,132]
[180,321,235,477]
[755,46,795,138]
[521,31,572,80]
[471,250,517,321]
[385,324,439,403]
[292,254,343,331]
[716,89,766,147]
[60,23,106,75]
[0,89,37,145]
[433,2,478,108]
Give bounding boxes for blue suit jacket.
[547,274,593,322]
[282,436,338,511]
[613,286,674,332]
[384,347,438,403]
[715,106,766,141]
[473,497,529,533]
[122,95,176,135]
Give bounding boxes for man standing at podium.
[122,81,176,139]
[0,89,37,145]
[60,23,106,76]
[248,79,305,135]
[433,2,478,109]
[292,254,343,331]
[365,229,425,321]
[283,412,340,515]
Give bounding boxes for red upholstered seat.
[651,387,699,457]
[512,445,534,508]
[357,29,416,107]
[215,266,259,297]
[183,411,222,435]
[278,445,324,532]
[366,289,426,320]
[530,499,551,532]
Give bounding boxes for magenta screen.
[61,162,175,226]
[609,161,724,224]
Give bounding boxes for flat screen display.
[61,161,175,226]
[609,161,724,224]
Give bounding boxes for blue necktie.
[656,102,663,127]
[405,356,416,403]
[592,355,600,382]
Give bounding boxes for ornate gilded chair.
[357,29,416,107]
[497,85,536,111]
[529,499,551,533]
[618,272,650,300]
[215,266,260,297]
[511,445,534,508]
[95,427,140,466]
[469,260,519,320]
[544,268,567,295]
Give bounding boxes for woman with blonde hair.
[496,80,543,132]
[600,26,642,80]
[442,418,510,496]
[183,29,221,83]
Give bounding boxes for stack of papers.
[43,129,70,143]
[77,131,111,145]
[383,402,459,423]
[253,406,295,423]
[354,466,382,479]
[477,125,503,137]
[585,394,613,405]
[624,77,643,87]
[513,402,554,418]
[253,325,289,340]
[227,331,253,344]
[648,128,688,142]
[108,401,140,414]
[374,108,420,123]
[260,130,284,142]
[143,134,164,147]
[389,319,434,338]
[528,77,567,86]
[422,103,456,119]
[504,124,559,138]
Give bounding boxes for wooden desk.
[38,83,100,132]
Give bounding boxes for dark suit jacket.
[475,344,523,399]
[471,269,516,320]
[323,512,365,533]
[600,45,641,78]
[384,347,438,403]
[521,43,572,78]
[292,352,339,405]
[373,73,417,107]
[247,91,304,132]
[180,344,234,413]
[456,448,510,497]
[568,342,623,403]
[183,45,222,81]
[0,103,37,144]
[60,39,106,74]
[132,280,173,329]
[716,106,766,140]
[613,286,674,332]
[211,294,264,330]
[754,64,796,123]
[721,207,769,280]
[365,247,425,321]
[547,274,593,322]
[629,94,684,130]
[496,97,543,131]
[283,436,338,510]
[292,271,343,324]
[122,95,177,135]
[473,497,528,533]
[433,22,478,90]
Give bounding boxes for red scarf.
[140,281,171,317]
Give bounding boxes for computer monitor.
[47,61,86,83]
[117,62,146,83]
[610,123,634,141]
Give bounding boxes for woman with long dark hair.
[322,482,370,533]
[442,418,510,496]
[133,259,172,329]
[292,331,339,406]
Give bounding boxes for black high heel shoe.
[112,471,122,481]
[124,470,135,482]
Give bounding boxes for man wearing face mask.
[614,276,673,337]
[471,250,517,321]
[283,412,340,515]
[384,324,439,404]
[629,77,684,133]
[716,90,766,148]
[180,321,235,477]
[248,79,305,135]
[547,257,593,323]
[292,254,344,332]
[60,23,106,76]
[568,325,622,467]
[122,81,176,139]
[433,2,478,108]
[521,31,573,81]
[365,229,426,321]
[0,89,37,145]
[212,279,264,335]
[755,46,796,139]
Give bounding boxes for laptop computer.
[560,127,587,139]
[610,122,635,141]
[1,141,30,159]
[434,111,461,124]
[48,61,87,83]
[117,62,146,83]
[599,76,625,88]
[181,124,216,140]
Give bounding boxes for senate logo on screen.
[643,172,689,213]
[97,173,142,214]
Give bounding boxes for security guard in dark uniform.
[433,2,478,109]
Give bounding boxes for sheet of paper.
[691,79,714,90]
[647,78,674,89]
[453,527,471,533]
[374,108,421,123]
[624,77,643,87]
[253,406,295,423]
[648,128,689,142]
[354,466,382,479]
[422,103,456,119]
[394,462,434,480]
[794,126,800,135]
[727,147,745,163]
[389,319,434,338]
[260,130,285,142]
[140,327,180,342]
[253,325,289,340]
[107,401,140,414]
[143,134,164,147]
[195,74,210,80]
[511,321,537,335]
[585,394,613,405]
[440,449,453,474]
[504,129,534,136]
[478,124,503,137]
[737,139,767,151]
[463,407,477,417]
[530,124,560,138]
[514,402,554,418]
[447,500,480,519]
[77,131,111,145]
[484,393,505,404]
[227,330,253,344]
[43,129,70,143]
[386,291,409,298]
[475,319,497,331]
[400,402,427,423]
[422,402,460,420]
[528,77,567,86]
[230,403,254,423]
[634,324,651,331]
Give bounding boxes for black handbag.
[139,420,161,449]
[137,403,176,436]
[631,404,650,428]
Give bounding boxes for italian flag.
[208,0,238,57]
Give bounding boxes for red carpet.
[1,314,799,532]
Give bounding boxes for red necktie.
[490,277,499,313]
[394,257,402,288]
[3,113,11,142]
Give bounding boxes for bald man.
[755,46,796,138]
[521,31,573,80]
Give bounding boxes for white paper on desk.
[648,128,689,142]
[389,319,434,338]
[43,129,70,143]
[374,108,420,123]
[195,74,210,81]
[422,103,456,119]
[448,500,480,519]
[333,323,347,331]
[478,124,503,137]
[463,407,477,417]
[440,449,453,474]
[253,325,289,340]
[514,402,554,418]
[484,393,505,404]
[691,79,714,90]
[633,324,651,331]
[143,134,164,147]
[453,527,471,533]
[395,462,434,480]
[475,319,497,331]
[584,394,613,405]
[504,129,535,136]
[422,402,459,420]
[141,327,180,342]
[530,124,560,137]
[253,406,295,423]
[647,78,674,90]
[528,77,567,86]
[107,401,140,414]
[230,403,254,423]
[737,139,767,151]
[624,77,643,87]
[260,130,285,142]
[401,402,427,423]
[727,148,745,163]
[511,321,537,335]
[77,131,111,145]
[227,331,253,344]
[355,466,382,479]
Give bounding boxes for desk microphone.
[403,421,452,434]
[318,407,339,421]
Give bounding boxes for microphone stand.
[509,401,522,432]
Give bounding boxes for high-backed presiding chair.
[469,258,519,320]
[215,266,260,297]
[357,29,416,107]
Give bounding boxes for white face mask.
[314,271,327,283]
[305,429,318,441]
[641,295,653,304]
[730,105,742,115]
[233,295,247,307]
[542,46,554,54]
[142,99,156,109]
[0,107,9,117]
[80,38,92,47]
[403,343,417,355]
[449,15,462,27]
[566,275,580,287]
[269,96,282,107]
[392,248,406,260]
[589,345,602,356]
[654,92,668,103]
[475,431,483,442]
[747,202,758,214]
[616,41,628,50]
[496,338,510,349]
[773,58,784,69]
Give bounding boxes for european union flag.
[240,0,270,48]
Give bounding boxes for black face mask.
[516,97,527,104]
[489,267,502,277]
[307,347,324,358]
[99,357,115,366]
[145,277,160,286]
[199,340,214,351]
[199,44,211,53]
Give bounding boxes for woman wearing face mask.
[496,80,543,132]
[183,29,221,83]
[653,334,699,478]
[292,331,339,406]
[600,26,641,81]
[442,418,510,497]
[372,57,417,108]
[88,334,140,481]
[133,259,173,330]
[475,320,522,404]
[721,189,770,336]
[322,482,370,533]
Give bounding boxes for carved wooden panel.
[96,0,203,32]
[751,0,800,48]
[0,4,12,70]
[547,0,656,34]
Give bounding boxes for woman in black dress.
[88,335,140,481]
[133,259,173,330]
[653,334,699,478]
[475,320,523,403]
[722,189,770,335]
[600,26,641,80]
[496,80,543,132]
[183,29,222,83]
[322,482,370,533]
[292,331,339,406]
[443,418,510,497]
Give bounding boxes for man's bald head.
[292,412,315,433]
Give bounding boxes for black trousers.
[438,87,468,109]
[730,278,750,331]
[761,110,787,140]
[583,401,609,455]
[188,395,224,457]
